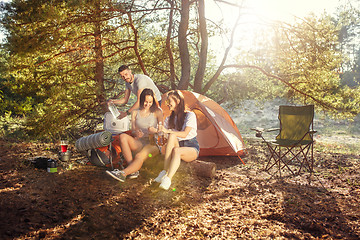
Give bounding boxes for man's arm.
[126,88,143,113]
[111,88,137,120]
[108,88,130,106]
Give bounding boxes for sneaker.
[128,171,139,179]
[154,170,166,183]
[159,176,171,190]
[106,169,126,182]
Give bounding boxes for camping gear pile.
[75,131,113,152]
[75,131,118,168]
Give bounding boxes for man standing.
[108,65,162,119]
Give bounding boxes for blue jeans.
[179,137,200,156]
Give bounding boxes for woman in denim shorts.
[154,90,199,190]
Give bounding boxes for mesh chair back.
[276,105,314,141]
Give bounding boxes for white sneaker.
[128,171,139,179]
[154,170,166,183]
[159,176,171,190]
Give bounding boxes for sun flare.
[206,0,340,60]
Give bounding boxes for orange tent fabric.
[161,91,246,159]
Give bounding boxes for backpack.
[86,136,124,169]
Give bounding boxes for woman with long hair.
[106,88,163,182]
[154,90,199,190]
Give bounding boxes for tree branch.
[202,1,243,93]
[127,11,148,75]
[222,64,351,112]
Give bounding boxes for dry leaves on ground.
[0,138,359,239]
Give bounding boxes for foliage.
[1,0,360,140]
[228,14,360,118]
[270,14,360,118]
[0,0,222,139]
[208,69,285,110]
[208,32,287,108]
[0,0,172,139]
[335,1,360,87]
[0,111,29,140]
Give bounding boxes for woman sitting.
[154,90,199,190]
[106,88,163,182]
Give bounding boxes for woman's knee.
[172,147,181,157]
[167,133,178,142]
[119,133,130,143]
[166,134,179,148]
[135,149,149,160]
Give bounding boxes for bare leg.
[123,144,160,176]
[119,133,143,164]
[163,133,179,171]
[167,147,198,179]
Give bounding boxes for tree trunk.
[177,0,191,90]
[166,0,176,90]
[188,160,216,178]
[93,0,106,111]
[127,12,148,76]
[193,0,208,93]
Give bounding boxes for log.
[188,160,216,178]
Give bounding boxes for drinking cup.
[60,140,68,152]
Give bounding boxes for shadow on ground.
[0,138,359,239]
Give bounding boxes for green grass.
[315,141,360,155]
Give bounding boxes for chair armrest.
[250,127,280,132]
[266,128,280,132]
[251,127,280,138]
[250,127,264,138]
[250,127,264,132]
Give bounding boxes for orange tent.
[161,91,246,162]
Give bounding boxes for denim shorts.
[179,137,200,156]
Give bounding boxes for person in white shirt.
[107,65,162,119]
[154,90,199,190]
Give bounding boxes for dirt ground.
[0,138,359,240]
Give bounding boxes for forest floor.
[0,136,359,240]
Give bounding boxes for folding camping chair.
[252,105,316,177]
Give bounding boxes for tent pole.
[237,153,245,165]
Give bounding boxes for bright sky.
[0,0,344,46]
[207,0,341,23]
[244,0,340,21]
[206,0,343,60]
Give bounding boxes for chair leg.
[278,147,297,175]
[298,144,313,175]
[265,145,296,176]
[284,145,309,175]
[265,143,278,171]
[264,143,315,177]
[278,147,281,178]
[310,143,314,173]
[280,143,314,176]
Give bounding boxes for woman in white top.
[106,88,163,182]
[154,90,199,190]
